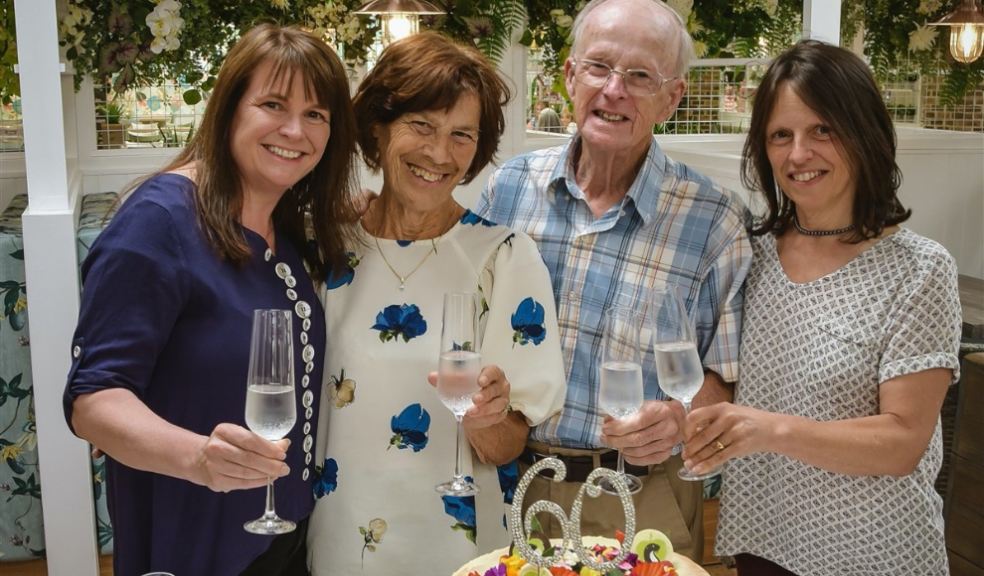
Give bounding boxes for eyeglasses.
[572,58,677,96]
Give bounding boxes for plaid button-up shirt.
[477,136,752,449]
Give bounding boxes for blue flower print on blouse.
[396,239,413,247]
[313,457,338,500]
[496,461,519,505]
[496,460,519,528]
[460,209,495,227]
[388,403,430,452]
[442,488,477,543]
[511,297,546,346]
[326,252,360,290]
[372,303,427,343]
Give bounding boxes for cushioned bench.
[0,192,118,562]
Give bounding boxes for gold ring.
[713,440,726,452]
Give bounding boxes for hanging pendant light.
[931,0,984,63]
[354,0,445,46]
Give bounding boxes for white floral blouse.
[307,210,566,576]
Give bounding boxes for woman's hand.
[427,365,527,464]
[426,365,512,430]
[682,402,775,476]
[192,423,291,493]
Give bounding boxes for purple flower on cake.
[482,564,506,576]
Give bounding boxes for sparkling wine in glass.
[597,306,645,495]
[435,292,481,497]
[650,285,721,481]
[243,309,297,534]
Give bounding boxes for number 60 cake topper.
[507,457,637,571]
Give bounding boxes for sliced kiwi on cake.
[517,565,552,576]
[631,529,673,562]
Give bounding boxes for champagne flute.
[243,309,297,534]
[597,306,645,495]
[649,286,721,481]
[434,292,481,497]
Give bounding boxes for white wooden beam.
[14,0,99,574]
[803,0,843,45]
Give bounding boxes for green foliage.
[438,0,527,64]
[0,0,18,104]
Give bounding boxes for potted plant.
[96,99,127,149]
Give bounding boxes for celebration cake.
[453,529,707,576]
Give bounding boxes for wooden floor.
[4,500,736,576]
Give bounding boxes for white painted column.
[14,1,99,575]
[803,0,842,44]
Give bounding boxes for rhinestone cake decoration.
[507,457,637,571]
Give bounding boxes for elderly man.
[478,0,751,561]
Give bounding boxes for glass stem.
[262,477,277,520]
[453,417,464,486]
[616,449,627,477]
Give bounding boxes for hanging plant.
[0,0,19,105]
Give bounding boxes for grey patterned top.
[716,228,962,576]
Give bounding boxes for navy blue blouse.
[63,174,325,576]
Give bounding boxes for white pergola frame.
[12,2,839,573]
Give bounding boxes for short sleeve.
[696,219,752,383]
[478,231,566,426]
[63,192,189,433]
[879,246,962,384]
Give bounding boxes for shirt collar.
[548,134,668,226]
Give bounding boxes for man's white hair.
[569,0,696,78]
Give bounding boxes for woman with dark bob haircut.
[307,32,566,575]
[64,24,358,576]
[684,40,961,576]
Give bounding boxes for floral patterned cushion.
[0,193,116,562]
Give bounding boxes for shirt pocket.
[808,318,881,419]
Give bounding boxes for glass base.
[244,515,296,535]
[597,472,643,495]
[678,466,721,482]
[435,479,480,497]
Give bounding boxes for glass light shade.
[950,22,984,62]
[354,0,444,46]
[932,0,984,63]
[382,14,418,44]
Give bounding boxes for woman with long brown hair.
[63,24,358,576]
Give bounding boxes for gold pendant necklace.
[374,236,440,291]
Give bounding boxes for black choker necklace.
[792,215,855,237]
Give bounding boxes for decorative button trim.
[72,345,81,358]
[269,251,317,483]
[275,262,291,279]
[295,301,311,319]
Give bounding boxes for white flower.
[555,15,574,28]
[549,8,566,18]
[909,22,938,52]
[271,0,290,9]
[150,36,168,54]
[917,0,943,15]
[156,0,182,13]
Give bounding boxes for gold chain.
[374,236,440,291]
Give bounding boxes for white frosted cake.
[452,531,708,576]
